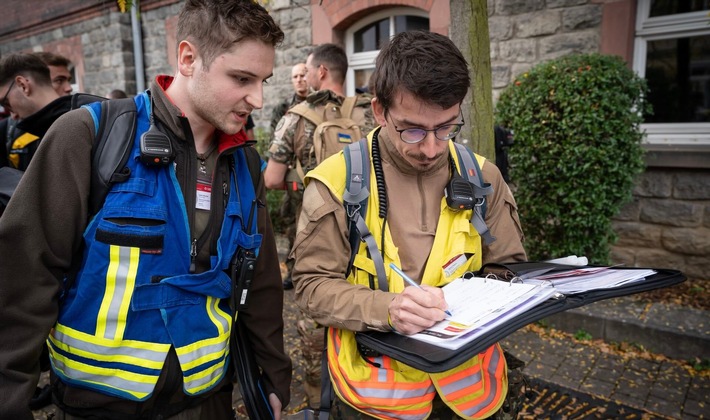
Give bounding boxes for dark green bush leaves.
[495,53,650,264]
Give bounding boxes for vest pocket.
[95,210,167,251]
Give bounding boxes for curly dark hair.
[177,0,285,68]
[371,30,470,112]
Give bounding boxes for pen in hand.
[389,263,453,317]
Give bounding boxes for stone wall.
[252,0,313,132]
[612,168,710,281]
[485,0,603,101]
[0,11,134,97]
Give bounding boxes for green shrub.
[495,53,650,264]
[253,126,287,233]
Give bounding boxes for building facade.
[1,0,707,281]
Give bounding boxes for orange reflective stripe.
[328,328,436,418]
[452,344,506,417]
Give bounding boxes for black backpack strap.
[452,142,496,245]
[241,141,263,193]
[342,139,388,291]
[89,97,138,216]
[70,93,108,109]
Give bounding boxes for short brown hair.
[32,51,72,69]
[309,44,348,85]
[0,53,52,86]
[371,30,470,112]
[176,0,284,68]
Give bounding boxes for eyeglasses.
[388,111,465,144]
[0,80,15,108]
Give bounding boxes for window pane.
[354,18,389,53]
[650,0,709,17]
[394,16,429,34]
[644,34,710,123]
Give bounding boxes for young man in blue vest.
[291,30,527,419]
[0,1,292,419]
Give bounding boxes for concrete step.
[544,295,709,361]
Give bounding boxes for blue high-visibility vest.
[48,92,261,400]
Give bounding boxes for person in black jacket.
[0,53,61,171]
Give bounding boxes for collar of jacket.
[305,89,342,106]
[17,95,73,137]
[153,75,248,152]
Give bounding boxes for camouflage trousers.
[298,310,325,410]
[279,188,302,279]
[328,349,527,420]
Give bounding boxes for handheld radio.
[140,91,173,166]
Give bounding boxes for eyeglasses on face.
[0,79,16,108]
[387,111,465,144]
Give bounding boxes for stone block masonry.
[611,167,710,282]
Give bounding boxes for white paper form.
[526,268,656,294]
[407,277,557,350]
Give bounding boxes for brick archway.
[310,0,450,44]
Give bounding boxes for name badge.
[196,181,211,210]
[443,254,467,278]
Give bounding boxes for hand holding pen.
[387,263,452,335]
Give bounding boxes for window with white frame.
[633,0,710,150]
[344,8,429,96]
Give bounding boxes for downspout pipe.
[131,0,145,93]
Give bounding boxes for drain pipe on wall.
[131,0,145,93]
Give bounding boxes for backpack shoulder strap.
[71,93,108,109]
[241,142,263,193]
[286,102,325,183]
[85,96,139,216]
[452,142,496,245]
[342,139,388,291]
[340,96,358,119]
[287,101,324,126]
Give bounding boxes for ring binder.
[355,266,685,372]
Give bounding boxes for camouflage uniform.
[269,92,307,279]
[268,89,376,410]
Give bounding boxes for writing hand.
[388,285,448,335]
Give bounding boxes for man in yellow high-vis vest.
[291,30,528,420]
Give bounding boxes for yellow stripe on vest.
[97,245,139,340]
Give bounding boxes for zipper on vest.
[189,238,197,273]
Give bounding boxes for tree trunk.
[451,0,494,159]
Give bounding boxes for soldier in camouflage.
[264,44,376,411]
[269,63,308,290]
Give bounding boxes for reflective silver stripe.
[175,333,229,370]
[50,348,158,399]
[50,324,168,368]
[98,246,138,340]
[453,346,504,417]
[206,296,230,336]
[438,368,482,396]
[351,383,434,400]
[183,356,228,394]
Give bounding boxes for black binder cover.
[355,266,685,373]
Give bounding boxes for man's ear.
[177,40,198,76]
[15,75,31,97]
[372,97,387,127]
